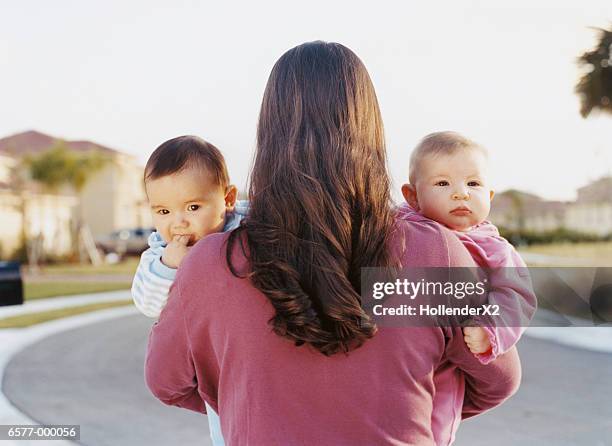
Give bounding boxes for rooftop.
[0,130,120,158]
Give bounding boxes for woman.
[145,41,520,445]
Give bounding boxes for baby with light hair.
[399,131,536,444]
[401,131,535,356]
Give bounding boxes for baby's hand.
[463,326,491,354]
[161,235,191,269]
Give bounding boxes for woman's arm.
[442,229,522,418]
[144,276,206,413]
[445,327,522,418]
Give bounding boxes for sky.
[2,0,612,202]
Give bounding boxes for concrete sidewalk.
[0,290,131,319]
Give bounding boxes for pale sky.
[2,1,612,201]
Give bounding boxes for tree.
[576,25,612,118]
[24,142,108,194]
[7,164,30,262]
[22,141,110,264]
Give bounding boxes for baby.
[400,131,536,358]
[399,131,536,445]
[132,135,246,446]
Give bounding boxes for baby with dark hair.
[132,135,246,446]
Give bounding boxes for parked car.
[95,227,155,256]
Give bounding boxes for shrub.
[498,226,607,246]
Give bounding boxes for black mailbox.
[0,261,23,306]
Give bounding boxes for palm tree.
[25,142,108,193]
[22,141,110,264]
[7,164,29,262]
[576,25,612,118]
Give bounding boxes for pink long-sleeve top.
[397,203,536,445]
[396,204,537,362]
[145,216,522,446]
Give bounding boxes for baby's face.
[146,167,235,245]
[407,149,494,231]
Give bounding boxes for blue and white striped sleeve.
[131,232,177,319]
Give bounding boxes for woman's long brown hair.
[227,41,396,355]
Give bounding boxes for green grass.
[35,258,139,275]
[519,241,612,265]
[0,299,133,328]
[24,281,131,300]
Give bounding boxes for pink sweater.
[397,204,536,445]
[145,217,521,445]
[397,204,537,362]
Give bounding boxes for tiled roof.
[0,130,119,158]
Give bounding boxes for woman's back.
[146,217,520,445]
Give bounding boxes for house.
[0,130,150,259]
[0,152,78,258]
[489,190,568,232]
[489,177,612,237]
[565,176,612,236]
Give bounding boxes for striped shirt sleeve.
[131,232,176,318]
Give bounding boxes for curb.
[0,291,131,319]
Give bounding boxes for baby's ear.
[224,185,238,211]
[401,183,419,210]
[489,189,495,201]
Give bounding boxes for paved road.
[3,314,612,446]
[3,315,210,446]
[454,336,612,446]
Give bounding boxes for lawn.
[20,258,136,300]
[24,281,131,300]
[0,264,134,327]
[519,241,612,265]
[0,299,133,328]
[33,258,140,275]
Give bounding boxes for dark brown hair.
[144,135,229,187]
[228,41,396,355]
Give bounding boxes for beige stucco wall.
[524,213,565,232]
[0,191,22,258]
[0,154,17,183]
[0,191,77,259]
[27,193,78,256]
[112,153,151,229]
[78,166,116,236]
[79,153,151,237]
[566,203,612,236]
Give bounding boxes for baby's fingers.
[463,326,477,339]
[172,235,190,246]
